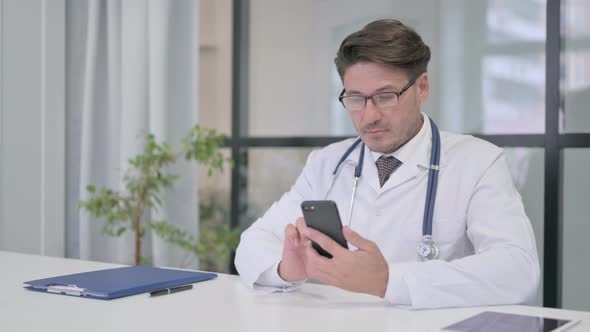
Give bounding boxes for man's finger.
[296,216,306,226]
[284,223,300,246]
[343,226,376,251]
[295,217,308,239]
[304,226,347,257]
[304,244,337,278]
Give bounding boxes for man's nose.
[362,98,382,124]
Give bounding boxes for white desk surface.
[2,251,589,332]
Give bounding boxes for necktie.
[375,156,402,187]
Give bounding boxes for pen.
[149,284,193,297]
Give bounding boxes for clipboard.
[23,266,217,300]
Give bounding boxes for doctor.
[234,19,540,309]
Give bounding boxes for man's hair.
[334,19,431,80]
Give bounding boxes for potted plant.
[78,125,238,269]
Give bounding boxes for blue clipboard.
[23,266,217,300]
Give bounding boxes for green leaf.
[116,227,126,236]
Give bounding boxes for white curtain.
[66,0,200,268]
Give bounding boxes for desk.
[2,251,589,332]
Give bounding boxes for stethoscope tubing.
[422,120,441,237]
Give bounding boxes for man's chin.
[363,141,397,154]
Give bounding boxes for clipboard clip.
[47,284,86,296]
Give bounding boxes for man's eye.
[348,96,365,103]
[375,94,395,102]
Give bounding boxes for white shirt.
[234,113,540,309]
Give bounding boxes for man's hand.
[299,224,389,298]
[277,217,309,282]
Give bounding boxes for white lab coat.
[235,115,540,309]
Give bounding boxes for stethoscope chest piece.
[417,235,439,260]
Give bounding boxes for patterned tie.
[375,156,402,187]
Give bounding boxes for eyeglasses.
[338,75,420,112]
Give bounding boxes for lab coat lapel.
[363,145,382,193]
[342,142,382,193]
[379,162,424,193]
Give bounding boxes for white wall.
[199,0,232,136]
[0,0,65,256]
[198,0,232,193]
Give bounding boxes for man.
[234,19,539,309]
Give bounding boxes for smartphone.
[300,200,348,258]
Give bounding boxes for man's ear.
[417,73,430,102]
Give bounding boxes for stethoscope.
[324,118,441,260]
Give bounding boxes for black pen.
[149,284,193,297]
